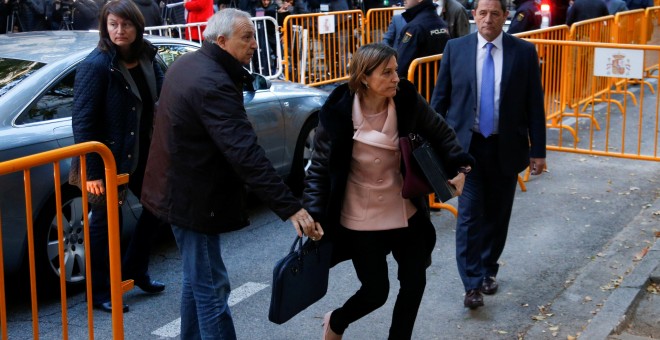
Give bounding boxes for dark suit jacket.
[430,32,546,175]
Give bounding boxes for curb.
[579,237,660,339]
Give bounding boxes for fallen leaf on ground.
[647,282,659,294]
[600,284,615,291]
[633,247,649,261]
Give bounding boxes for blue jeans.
[171,225,236,340]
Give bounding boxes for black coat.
[507,0,542,34]
[302,79,472,265]
[141,41,302,234]
[133,0,164,27]
[397,0,450,78]
[73,41,163,181]
[566,0,609,26]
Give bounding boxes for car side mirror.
[251,73,271,91]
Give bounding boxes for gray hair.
[203,8,252,41]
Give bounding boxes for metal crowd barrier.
[514,25,570,144]
[0,142,128,339]
[528,39,660,162]
[615,9,647,44]
[281,10,363,85]
[145,16,283,79]
[362,7,404,44]
[567,15,630,125]
[642,7,660,77]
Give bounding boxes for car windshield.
[0,58,46,98]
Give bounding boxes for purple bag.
[400,134,433,199]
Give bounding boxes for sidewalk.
[598,225,659,340]
[523,193,660,340]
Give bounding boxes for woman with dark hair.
[303,43,474,339]
[72,0,166,313]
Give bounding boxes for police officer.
[507,0,541,34]
[396,0,450,78]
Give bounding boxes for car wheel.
[34,185,86,291]
[288,114,318,195]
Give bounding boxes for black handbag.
[268,235,332,324]
[400,134,433,198]
[400,133,456,202]
[411,139,456,203]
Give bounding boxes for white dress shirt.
[475,31,504,135]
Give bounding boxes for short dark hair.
[474,0,507,13]
[97,0,146,61]
[348,43,398,95]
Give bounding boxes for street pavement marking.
[151,282,270,338]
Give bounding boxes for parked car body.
[0,31,325,289]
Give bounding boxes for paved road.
[4,147,658,339]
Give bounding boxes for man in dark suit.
[430,0,546,309]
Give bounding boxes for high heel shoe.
[322,311,342,340]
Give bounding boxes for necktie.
[479,42,495,137]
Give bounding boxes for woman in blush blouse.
[303,43,474,340]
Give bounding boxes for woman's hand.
[448,173,465,196]
[86,179,105,196]
[289,208,324,240]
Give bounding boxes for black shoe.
[94,301,129,313]
[464,289,484,309]
[481,276,498,295]
[135,278,165,294]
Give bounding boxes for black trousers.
[330,211,436,340]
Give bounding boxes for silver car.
[0,31,325,289]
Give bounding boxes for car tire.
[33,185,87,293]
[287,114,318,195]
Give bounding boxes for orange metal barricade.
[407,54,442,102]
[563,15,634,138]
[281,10,363,86]
[363,7,404,44]
[528,39,660,162]
[615,9,647,44]
[614,10,655,94]
[642,7,660,78]
[0,142,128,339]
[513,24,570,40]
[514,25,570,136]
